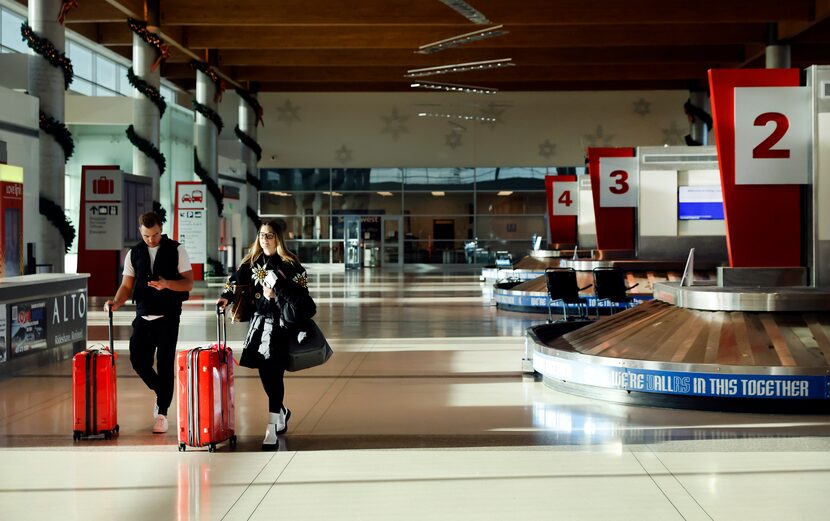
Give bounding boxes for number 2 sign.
[599,156,639,207]
[552,181,578,216]
[734,86,811,185]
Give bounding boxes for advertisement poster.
[10,302,47,355]
[0,303,6,363]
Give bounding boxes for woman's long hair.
[241,220,299,267]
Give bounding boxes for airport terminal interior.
[3,1,830,520]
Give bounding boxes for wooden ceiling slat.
[222,64,711,83]
[211,46,745,67]
[156,0,812,25]
[182,23,768,49]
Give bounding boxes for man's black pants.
[129,315,180,416]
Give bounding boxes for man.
[104,212,193,434]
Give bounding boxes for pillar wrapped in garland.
[236,86,263,253]
[26,0,75,271]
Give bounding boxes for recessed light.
[497,191,513,196]
[377,191,394,197]
[432,191,445,196]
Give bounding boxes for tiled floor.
[2,268,830,520]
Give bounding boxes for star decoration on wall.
[381,108,410,139]
[335,145,353,164]
[276,99,301,125]
[633,97,651,116]
[538,139,557,159]
[479,103,505,129]
[445,131,463,149]
[583,125,615,147]
[661,121,686,145]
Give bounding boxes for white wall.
[215,90,702,168]
[0,86,40,255]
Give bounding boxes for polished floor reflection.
[2,268,830,520]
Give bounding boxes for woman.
[217,220,315,449]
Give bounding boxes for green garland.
[127,67,166,117]
[192,100,223,134]
[189,60,225,102]
[126,18,169,70]
[235,87,264,127]
[246,206,261,231]
[246,169,261,190]
[21,22,73,90]
[39,196,75,253]
[193,149,224,216]
[126,125,166,175]
[152,201,167,224]
[234,125,262,162]
[39,110,74,162]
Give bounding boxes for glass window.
[330,192,401,214]
[118,65,132,96]
[403,168,474,190]
[476,215,546,242]
[403,191,473,216]
[259,191,334,217]
[160,85,175,105]
[331,168,402,191]
[2,10,29,54]
[94,55,117,90]
[95,86,118,97]
[476,191,546,215]
[68,41,93,80]
[475,167,549,190]
[261,169,330,191]
[69,78,94,96]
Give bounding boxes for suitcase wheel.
[104,431,113,440]
[73,431,81,442]
[114,424,120,434]
[208,443,216,453]
[229,435,237,449]
[178,443,186,452]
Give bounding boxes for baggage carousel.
[527,282,830,412]
[480,248,632,283]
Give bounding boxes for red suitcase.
[177,307,236,452]
[72,309,118,440]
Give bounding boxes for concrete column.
[766,23,791,69]
[195,70,219,271]
[28,0,65,272]
[689,90,709,146]
[238,93,258,255]
[132,33,161,203]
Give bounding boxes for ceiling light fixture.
[410,80,498,95]
[432,191,446,196]
[417,112,497,123]
[323,191,343,197]
[406,58,514,78]
[497,191,513,196]
[377,191,394,197]
[438,0,491,24]
[416,25,507,54]
[270,191,291,197]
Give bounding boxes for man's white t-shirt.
[123,244,192,320]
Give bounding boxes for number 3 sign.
[599,157,639,207]
[734,86,811,185]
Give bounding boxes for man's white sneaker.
[153,414,168,434]
[262,423,278,450]
[153,404,159,419]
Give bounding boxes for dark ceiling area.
[24,0,830,92]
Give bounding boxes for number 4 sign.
[734,86,811,185]
[599,157,639,207]
[552,181,578,216]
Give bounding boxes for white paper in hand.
[264,271,278,289]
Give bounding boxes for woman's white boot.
[262,412,280,450]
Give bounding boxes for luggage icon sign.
[92,176,114,195]
[181,190,204,205]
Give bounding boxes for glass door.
[343,215,361,270]
[381,216,403,267]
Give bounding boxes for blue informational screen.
[678,185,724,220]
